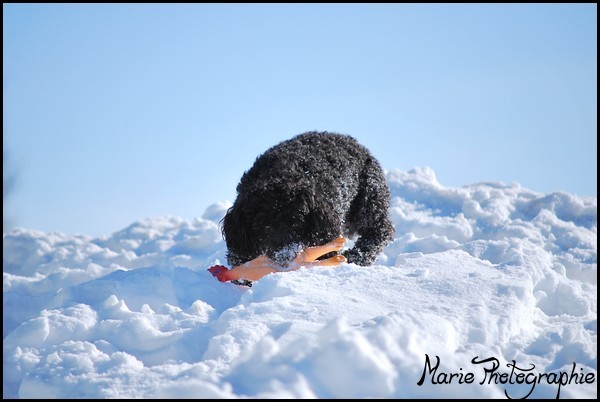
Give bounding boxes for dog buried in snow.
[219,131,395,281]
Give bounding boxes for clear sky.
[3,3,597,238]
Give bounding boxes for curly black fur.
[221,131,395,267]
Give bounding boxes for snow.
[3,167,597,399]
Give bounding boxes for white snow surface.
[3,167,597,399]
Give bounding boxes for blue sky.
[3,3,597,237]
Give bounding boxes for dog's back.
[222,131,394,267]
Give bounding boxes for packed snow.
[3,167,597,398]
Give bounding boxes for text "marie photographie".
[417,354,595,399]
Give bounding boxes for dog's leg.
[345,160,395,265]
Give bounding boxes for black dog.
[221,131,395,268]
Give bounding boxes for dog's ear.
[221,203,252,256]
[297,188,341,245]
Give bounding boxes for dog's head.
[221,186,341,266]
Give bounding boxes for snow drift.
[3,167,597,398]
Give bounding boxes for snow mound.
[3,167,597,398]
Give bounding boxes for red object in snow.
[207,265,232,282]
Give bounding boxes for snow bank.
[3,167,597,398]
